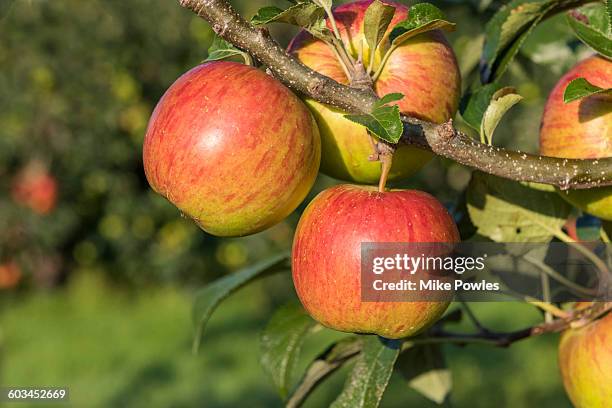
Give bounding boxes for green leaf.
[344,93,404,144]
[480,0,563,83]
[251,2,325,28]
[480,87,523,145]
[287,336,362,408]
[330,336,400,408]
[397,344,452,405]
[312,0,333,10]
[364,0,396,55]
[389,3,455,45]
[260,303,318,399]
[205,36,251,64]
[564,77,611,103]
[567,4,612,59]
[459,83,504,132]
[192,251,290,352]
[467,172,573,242]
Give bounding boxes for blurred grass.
[0,274,572,407]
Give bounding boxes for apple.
[11,161,58,215]
[292,184,459,339]
[558,310,612,408]
[0,261,21,289]
[143,61,321,237]
[288,0,461,184]
[540,55,612,221]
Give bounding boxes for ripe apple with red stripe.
[558,310,612,408]
[143,61,321,237]
[11,161,58,215]
[288,0,461,184]
[540,55,612,221]
[292,184,459,339]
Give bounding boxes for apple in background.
[558,311,612,408]
[539,55,612,221]
[288,0,461,184]
[11,161,58,215]
[0,261,21,289]
[143,61,321,237]
[292,184,459,339]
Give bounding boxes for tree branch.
[178,0,612,189]
[418,301,612,348]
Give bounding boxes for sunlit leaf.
[467,172,572,242]
[563,77,611,103]
[364,0,396,55]
[344,93,404,144]
[397,344,452,405]
[389,3,455,45]
[205,36,251,64]
[480,87,523,145]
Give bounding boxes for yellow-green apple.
[288,0,461,184]
[143,61,321,237]
[11,161,58,215]
[292,184,459,339]
[558,310,612,408]
[540,56,612,221]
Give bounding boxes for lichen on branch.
[178,0,612,190]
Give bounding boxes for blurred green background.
[0,0,592,406]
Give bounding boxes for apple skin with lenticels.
[558,310,612,408]
[539,55,612,221]
[288,0,461,184]
[143,61,321,237]
[291,184,460,339]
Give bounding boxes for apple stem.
[378,152,393,192]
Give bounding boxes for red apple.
[558,310,612,408]
[11,161,58,215]
[540,55,612,221]
[288,0,461,184]
[292,184,459,339]
[143,61,321,237]
[0,261,21,289]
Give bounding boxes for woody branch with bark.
[178,0,612,190]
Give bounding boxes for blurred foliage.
[0,274,572,407]
[0,0,595,406]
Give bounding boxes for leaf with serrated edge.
[480,0,558,83]
[564,77,611,103]
[260,304,318,398]
[205,36,250,63]
[567,5,612,59]
[251,2,325,30]
[345,93,404,143]
[397,344,452,405]
[467,172,572,242]
[364,0,396,55]
[481,87,523,145]
[389,3,455,45]
[192,252,290,352]
[330,336,400,408]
